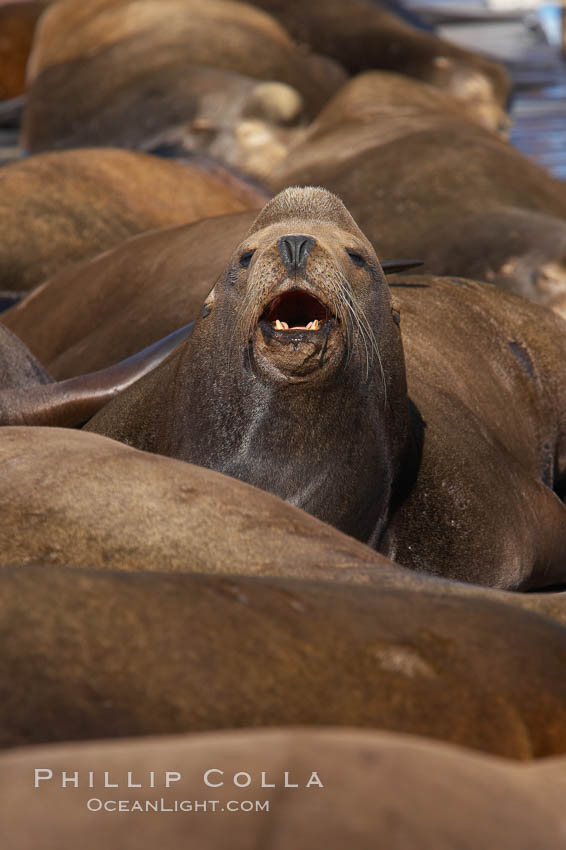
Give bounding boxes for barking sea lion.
[87,187,409,551]
[84,187,566,588]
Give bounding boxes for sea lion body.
[0,148,266,293]
[1,426,565,625]
[2,728,566,849]
[0,322,195,428]
[274,71,509,176]
[0,323,51,389]
[2,563,566,756]
[0,426,389,574]
[86,188,566,589]
[23,48,306,179]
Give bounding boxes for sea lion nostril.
[277,234,315,272]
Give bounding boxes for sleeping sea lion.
[0,148,266,293]
[84,187,566,589]
[273,70,510,177]
[1,563,566,756]
[238,0,510,133]
[23,0,345,154]
[2,728,566,849]
[23,47,306,179]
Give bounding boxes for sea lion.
[1,212,257,376]
[1,427,565,626]
[272,120,566,313]
[0,148,267,293]
[23,0,345,149]
[238,0,511,133]
[85,187,566,589]
[2,563,566,756]
[275,71,510,179]
[0,2,48,100]
[2,728,566,850]
[0,426,389,573]
[23,46,307,179]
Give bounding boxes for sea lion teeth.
[274,319,289,330]
[307,320,320,330]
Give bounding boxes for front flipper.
[0,322,194,428]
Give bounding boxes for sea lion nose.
[277,234,315,272]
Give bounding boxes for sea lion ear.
[201,287,216,318]
[391,297,401,326]
[381,259,424,274]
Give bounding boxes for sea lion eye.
[347,250,366,268]
[240,249,256,268]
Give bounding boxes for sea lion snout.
[277,234,315,272]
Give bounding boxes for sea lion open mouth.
[260,288,336,332]
[253,287,343,381]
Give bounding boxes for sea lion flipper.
[0,322,194,428]
[381,259,424,274]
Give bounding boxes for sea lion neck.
[163,303,412,544]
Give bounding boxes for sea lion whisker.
[335,271,376,384]
[357,303,387,405]
[339,273,387,403]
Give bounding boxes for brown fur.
[2,728,566,848]
[23,48,306,175]
[0,426,388,573]
[1,426,564,626]
[279,70,509,176]
[2,212,258,377]
[0,148,265,292]
[0,324,194,427]
[1,562,566,756]
[0,323,50,389]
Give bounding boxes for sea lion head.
[203,186,400,397]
